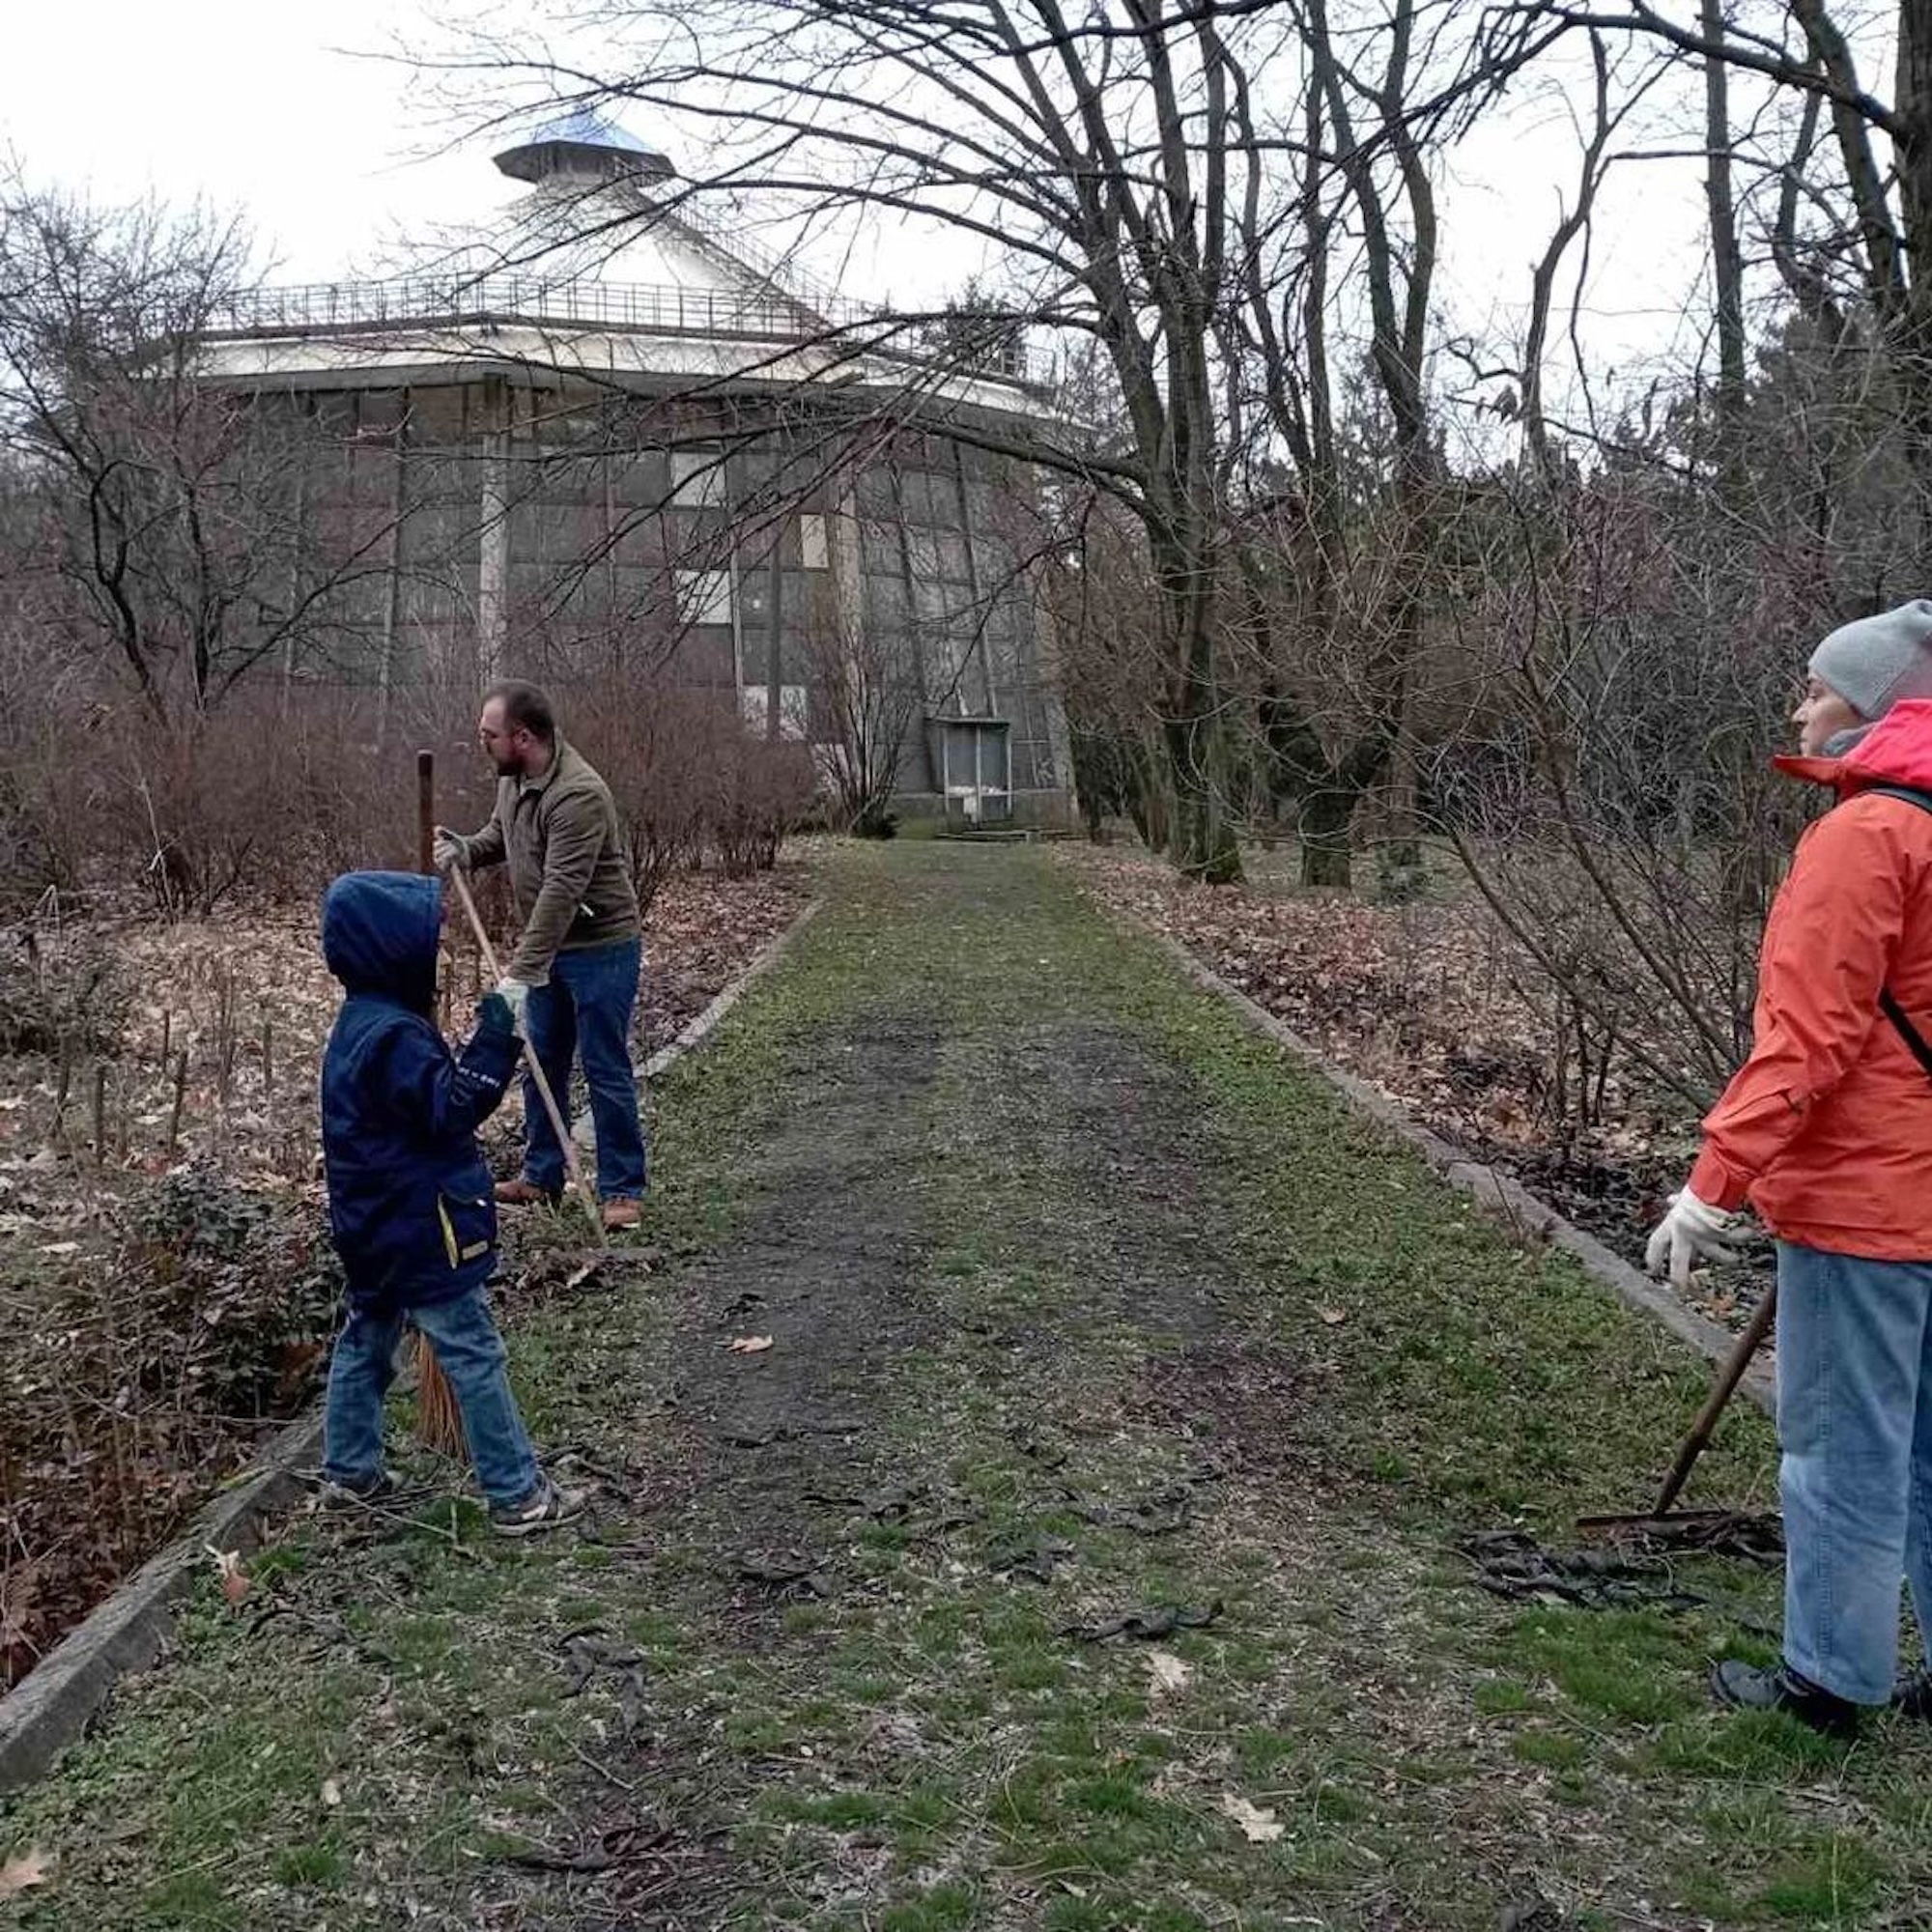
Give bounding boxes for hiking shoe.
[1712,1659,1860,1738]
[321,1471,399,1511]
[601,1197,642,1232]
[489,1475,586,1538]
[1894,1668,1932,1720]
[496,1179,561,1208]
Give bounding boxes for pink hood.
[1776,696,1932,795]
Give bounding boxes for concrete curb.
[1129,921,1775,1419]
[0,895,823,1797]
[0,1410,326,1794]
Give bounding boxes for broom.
[411,755,610,1458]
[413,750,467,1458]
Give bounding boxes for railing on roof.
[206,275,1040,388]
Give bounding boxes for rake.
[1577,1284,1776,1536]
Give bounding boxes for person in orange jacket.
[1648,598,1932,1736]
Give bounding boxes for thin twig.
[567,1738,639,1794]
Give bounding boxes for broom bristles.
[413,1331,468,1457]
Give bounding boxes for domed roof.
[493,109,675,186]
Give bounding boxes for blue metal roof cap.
[494,110,674,184]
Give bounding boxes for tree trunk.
[1154,542,1242,883]
[1067,727,1115,841]
[1701,0,1747,464]
[1378,732,1424,898]
[1896,0,1932,577]
[1162,711,1241,882]
[1299,781,1356,888]
[1125,737,1170,852]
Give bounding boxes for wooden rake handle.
[1652,1282,1776,1518]
[445,863,606,1246]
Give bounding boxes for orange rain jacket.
[1690,697,1932,1260]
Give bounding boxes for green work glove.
[476,990,522,1040]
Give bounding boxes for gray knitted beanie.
[1809,599,1932,721]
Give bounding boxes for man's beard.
[491,754,521,779]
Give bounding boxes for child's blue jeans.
[323,1285,540,1507]
[1777,1239,1932,1702]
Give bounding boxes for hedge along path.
[3,840,1928,1932]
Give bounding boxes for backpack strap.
[1860,785,1932,1081]
[1881,986,1932,1081]
[1862,784,1932,812]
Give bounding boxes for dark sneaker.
[1712,1659,1860,1738]
[1894,1668,1932,1719]
[489,1475,586,1538]
[321,1471,398,1511]
[496,1179,561,1208]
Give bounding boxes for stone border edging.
[0,895,825,1798]
[1128,921,1774,1420]
[0,1410,327,1796]
[644,897,822,1081]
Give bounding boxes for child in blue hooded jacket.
[318,870,579,1535]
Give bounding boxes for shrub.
[0,922,126,1058]
[711,731,817,876]
[566,671,816,904]
[0,1162,340,1688]
[90,684,492,916]
[576,677,712,914]
[122,1161,344,1417]
[0,663,807,925]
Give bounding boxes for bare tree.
[1698,0,1747,459]
[443,1,1555,882]
[1510,0,1932,574]
[1194,0,1524,886]
[433,1,1337,879]
[0,184,403,725]
[1026,474,1176,844]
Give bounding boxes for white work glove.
[432,827,467,873]
[494,978,531,1031]
[1644,1186,1743,1289]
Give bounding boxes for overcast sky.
[1,1,515,281]
[2,0,1833,430]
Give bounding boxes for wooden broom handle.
[416,750,436,875]
[446,862,607,1246]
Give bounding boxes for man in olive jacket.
[434,680,646,1231]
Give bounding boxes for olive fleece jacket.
[453,737,639,983]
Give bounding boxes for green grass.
[7,842,1932,1929]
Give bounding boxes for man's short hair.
[484,679,557,743]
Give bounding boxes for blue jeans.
[1777,1240,1932,1702]
[323,1286,540,1507]
[523,937,647,1201]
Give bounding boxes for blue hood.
[322,871,441,1011]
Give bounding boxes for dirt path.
[7,844,1931,1931]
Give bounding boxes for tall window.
[674,570,733,626]
[670,448,725,507]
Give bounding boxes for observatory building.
[199,112,1068,822]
